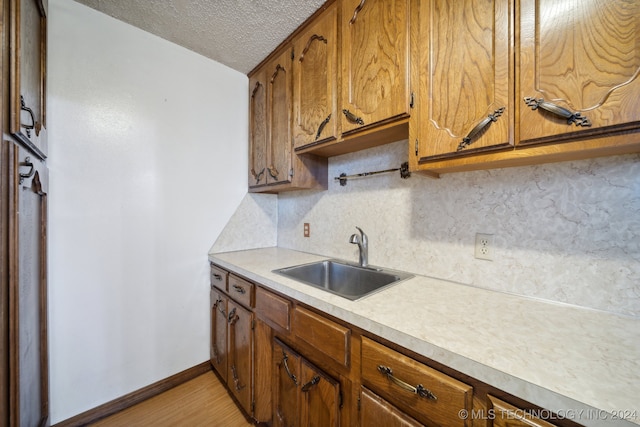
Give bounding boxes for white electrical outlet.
[475,233,494,261]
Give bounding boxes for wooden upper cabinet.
[414,0,513,162]
[10,0,48,160]
[292,3,338,150]
[341,0,410,134]
[266,48,294,186]
[519,0,640,145]
[249,69,268,187]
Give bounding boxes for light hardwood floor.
[90,371,254,427]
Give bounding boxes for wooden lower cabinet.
[227,300,253,414]
[360,387,424,427]
[210,288,228,383]
[273,339,341,427]
[488,395,559,427]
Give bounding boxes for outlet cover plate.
[475,233,493,261]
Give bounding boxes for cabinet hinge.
[414,139,419,156]
[252,319,256,330]
[339,391,344,409]
[289,168,294,178]
[410,91,415,109]
[291,48,295,60]
[357,396,360,411]
[252,401,255,414]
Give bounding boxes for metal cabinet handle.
[301,375,321,392]
[251,167,265,184]
[342,109,364,125]
[457,107,506,151]
[19,157,35,184]
[377,365,437,400]
[523,97,591,127]
[268,165,279,179]
[231,365,246,391]
[227,307,238,325]
[315,114,332,140]
[232,284,246,294]
[282,351,298,385]
[20,96,41,137]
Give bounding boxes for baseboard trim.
[53,361,212,427]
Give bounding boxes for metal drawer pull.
[301,375,321,392]
[227,307,238,325]
[342,109,364,125]
[20,95,41,137]
[315,114,331,140]
[523,97,591,127]
[457,107,505,151]
[231,365,246,391]
[377,365,437,401]
[268,165,279,179]
[213,273,222,281]
[282,352,298,385]
[232,284,246,294]
[19,157,35,184]
[251,167,265,184]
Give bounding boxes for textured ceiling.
[72,0,328,74]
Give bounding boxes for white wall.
[47,0,248,422]
[278,141,640,318]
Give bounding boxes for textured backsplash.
[277,141,640,318]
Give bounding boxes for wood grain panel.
[519,0,640,144]
[360,387,424,427]
[255,286,291,332]
[267,49,293,186]
[416,0,513,160]
[228,274,254,308]
[300,358,340,427]
[273,339,301,427]
[227,300,253,416]
[361,336,472,427]
[341,0,410,133]
[293,3,338,149]
[488,395,559,427]
[293,306,350,368]
[210,289,228,382]
[249,71,268,187]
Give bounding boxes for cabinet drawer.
[361,337,472,427]
[210,264,228,291]
[293,306,350,368]
[488,395,559,427]
[255,286,291,332]
[228,274,254,308]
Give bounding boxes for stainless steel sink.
[273,259,413,301]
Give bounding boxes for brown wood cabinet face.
[361,336,472,427]
[488,395,559,427]
[249,70,268,187]
[292,3,339,150]
[415,0,513,162]
[266,49,294,186]
[519,0,640,146]
[273,340,301,427]
[299,358,340,427]
[227,300,253,416]
[210,288,228,383]
[2,141,49,427]
[341,0,410,134]
[10,0,47,160]
[360,387,424,427]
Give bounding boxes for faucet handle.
[355,226,367,243]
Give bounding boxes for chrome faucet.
[349,226,368,267]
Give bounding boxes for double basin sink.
[273,259,413,301]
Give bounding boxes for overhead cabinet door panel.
[417,0,513,161]
[341,0,410,134]
[519,0,640,145]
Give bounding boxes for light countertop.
[209,247,640,427]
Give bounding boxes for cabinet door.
[227,300,253,415]
[1,140,49,426]
[488,395,559,427]
[360,387,424,427]
[415,0,513,161]
[292,3,338,150]
[519,0,640,145]
[299,359,340,427]
[10,0,48,159]
[210,288,227,382]
[249,69,268,188]
[266,49,293,186]
[341,0,410,134]
[273,340,301,427]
